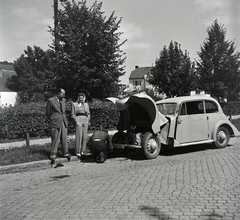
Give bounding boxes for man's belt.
[93,138,102,141]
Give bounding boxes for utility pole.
[54,0,59,65]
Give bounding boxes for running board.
[177,139,213,147]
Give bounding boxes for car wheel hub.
[217,131,226,143]
[147,139,158,153]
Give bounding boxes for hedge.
[221,101,240,116]
[0,99,118,141]
[1,99,239,141]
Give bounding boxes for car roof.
[156,95,218,105]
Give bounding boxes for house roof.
[0,64,16,92]
[129,66,152,79]
[0,64,14,71]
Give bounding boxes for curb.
[0,155,94,173]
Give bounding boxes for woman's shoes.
[64,153,71,161]
[76,152,81,160]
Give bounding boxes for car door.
[175,100,209,144]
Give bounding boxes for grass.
[0,118,240,167]
[230,117,240,130]
[0,139,78,166]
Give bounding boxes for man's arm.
[46,99,51,119]
[71,102,76,122]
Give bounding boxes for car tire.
[141,132,161,159]
[214,126,230,148]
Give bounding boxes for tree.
[196,19,240,101]
[148,41,196,97]
[6,46,53,103]
[49,0,126,100]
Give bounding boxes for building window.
[133,81,140,86]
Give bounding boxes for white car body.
[156,95,240,147]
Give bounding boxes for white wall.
[0,92,17,107]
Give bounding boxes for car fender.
[211,120,240,141]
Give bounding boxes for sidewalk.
[0,130,117,150]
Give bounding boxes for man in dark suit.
[46,88,70,162]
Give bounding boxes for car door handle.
[178,119,182,124]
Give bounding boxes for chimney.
[135,65,139,69]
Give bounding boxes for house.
[128,65,207,99]
[128,66,153,91]
[0,64,17,107]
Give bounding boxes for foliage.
[89,99,118,129]
[148,41,196,97]
[6,46,54,103]
[0,99,118,141]
[196,19,240,101]
[0,61,14,65]
[0,102,49,140]
[222,100,240,116]
[49,0,127,99]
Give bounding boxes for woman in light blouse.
[71,93,90,157]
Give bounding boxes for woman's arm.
[71,103,76,122]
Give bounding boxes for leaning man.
[46,88,70,161]
[87,125,113,163]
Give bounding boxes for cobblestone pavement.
[0,137,240,220]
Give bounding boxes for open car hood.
[107,93,168,134]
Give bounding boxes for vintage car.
[107,93,240,159]
[107,92,168,159]
[156,95,240,149]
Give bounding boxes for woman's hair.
[78,93,85,98]
[77,93,86,102]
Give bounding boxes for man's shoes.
[99,152,105,163]
[83,148,92,155]
[95,155,100,162]
[50,154,56,167]
[50,159,55,167]
[50,154,56,160]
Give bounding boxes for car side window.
[180,103,187,115]
[186,101,204,115]
[205,100,218,113]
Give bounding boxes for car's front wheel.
[214,126,230,148]
[141,132,161,159]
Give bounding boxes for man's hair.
[57,88,64,94]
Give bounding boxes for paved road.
[0,137,240,220]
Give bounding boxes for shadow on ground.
[139,205,170,219]
[138,205,224,220]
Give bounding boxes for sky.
[0,0,239,84]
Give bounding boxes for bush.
[0,99,119,141]
[222,101,240,116]
[89,99,119,129]
[0,102,49,140]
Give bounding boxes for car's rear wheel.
[214,126,230,148]
[141,132,161,159]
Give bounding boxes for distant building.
[128,66,153,91]
[0,64,17,107]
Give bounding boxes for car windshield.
[157,103,177,115]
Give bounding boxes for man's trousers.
[50,121,68,156]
